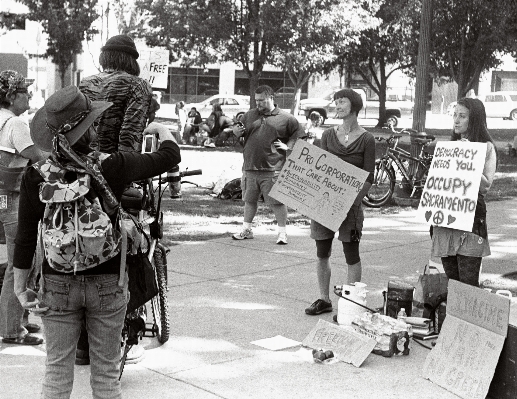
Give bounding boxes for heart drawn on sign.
[447,215,456,225]
[425,211,432,222]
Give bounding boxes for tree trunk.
[249,73,260,108]
[376,60,388,127]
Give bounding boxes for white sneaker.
[276,232,288,245]
[124,345,145,364]
[232,228,254,240]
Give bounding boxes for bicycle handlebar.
[180,169,202,178]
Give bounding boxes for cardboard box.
[488,300,517,399]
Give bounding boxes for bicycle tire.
[150,245,170,344]
[362,159,395,208]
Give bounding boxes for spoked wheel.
[119,343,132,380]
[362,160,395,208]
[150,244,170,344]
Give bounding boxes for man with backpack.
[12,86,181,398]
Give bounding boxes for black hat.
[101,35,139,59]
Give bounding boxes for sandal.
[24,323,42,334]
[2,334,43,345]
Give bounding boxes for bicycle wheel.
[362,159,395,208]
[150,244,170,344]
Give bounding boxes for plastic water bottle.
[397,308,407,322]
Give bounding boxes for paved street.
[1,198,515,399]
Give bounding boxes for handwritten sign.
[417,141,486,232]
[269,141,369,231]
[137,48,169,89]
[422,280,510,399]
[302,319,376,367]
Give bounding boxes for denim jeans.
[0,192,27,339]
[40,273,128,399]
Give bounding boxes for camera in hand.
[142,134,159,153]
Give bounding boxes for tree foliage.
[333,0,419,125]
[20,0,99,88]
[137,0,316,106]
[274,0,380,114]
[429,0,517,99]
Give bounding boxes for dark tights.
[441,255,482,287]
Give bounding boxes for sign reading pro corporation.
[269,141,369,231]
[417,141,486,232]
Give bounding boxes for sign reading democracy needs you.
[417,141,487,232]
[137,48,169,89]
[269,141,369,231]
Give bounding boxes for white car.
[184,95,251,120]
[447,91,517,120]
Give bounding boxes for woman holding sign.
[305,89,375,316]
[431,98,497,287]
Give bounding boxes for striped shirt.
[79,71,152,153]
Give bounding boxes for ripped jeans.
[40,273,128,399]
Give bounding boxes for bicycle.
[118,168,202,378]
[362,125,435,208]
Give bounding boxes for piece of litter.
[251,335,301,351]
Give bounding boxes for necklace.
[337,125,350,144]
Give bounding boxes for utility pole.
[412,0,432,132]
[408,0,432,179]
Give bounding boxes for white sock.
[243,222,252,230]
[278,226,286,234]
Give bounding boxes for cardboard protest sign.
[302,319,376,367]
[422,280,510,399]
[417,141,486,232]
[137,48,169,89]
[269,141,369,231]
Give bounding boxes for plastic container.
[336,282,368,326]
[397,308,407,321]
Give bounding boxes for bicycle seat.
[414,137,434,145]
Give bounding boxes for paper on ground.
[251,335,302,351]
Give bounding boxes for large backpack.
[33,157,121,273]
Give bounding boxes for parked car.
[298,88,413,127]
[274,87,308,109]
[184,95,251,120]
[447,91,517,120]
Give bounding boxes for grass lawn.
[160,126,517,242]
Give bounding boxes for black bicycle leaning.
[119,168,202,378]
[362,125,435,208]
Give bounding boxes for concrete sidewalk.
[1,199,516,398]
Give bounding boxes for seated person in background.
[183,107,202,144]
[305,111,324,145]
[200,104,234,147]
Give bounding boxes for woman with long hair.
[431,97,497,287]
[201,103,234,147]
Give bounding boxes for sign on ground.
[302,319,376,367]
[422,280,510,399]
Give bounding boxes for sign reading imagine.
[417,141,486,232]
[269,141,369,231]
[422,280,510,399]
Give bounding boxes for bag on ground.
[414,262,449,309]
[33,157,121,273]
[217,177,242,200]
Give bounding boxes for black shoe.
[305,299,333,315]
[75,349,90,365]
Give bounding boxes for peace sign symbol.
[433,210,444,225]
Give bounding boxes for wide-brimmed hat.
[31,86,112,152]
